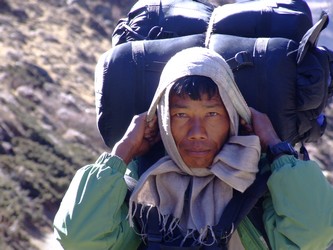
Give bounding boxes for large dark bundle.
[96,0,333,148]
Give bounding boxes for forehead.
[169,91,224,108]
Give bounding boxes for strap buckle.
[227,51,253,71]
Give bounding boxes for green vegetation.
[0,132,98,249]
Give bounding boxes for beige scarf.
[129,47,261,246]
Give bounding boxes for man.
[53,47,333,249]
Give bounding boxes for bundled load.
[95,0,333,148]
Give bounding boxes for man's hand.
[241,107,281,152]
[111,112,160,164]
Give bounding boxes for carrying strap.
[225,37,269,72]
[226,38,269,118]
[325,46,333,97]
[210,170,271,249]
[146,2,177,40]
[132,41,147,114]
[144,206,163,249]
[226,51,254,71]
[300,141,310,161]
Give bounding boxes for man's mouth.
[185,149,211,156]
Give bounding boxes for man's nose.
[188,118,207,140]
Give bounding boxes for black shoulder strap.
[211,169,271,248]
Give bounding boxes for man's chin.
[189,165,210,169]
[181,151,215,168]
[185,159,212,169]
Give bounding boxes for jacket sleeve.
[53,153,141,250]
[263,155,333,250]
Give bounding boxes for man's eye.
[176,113,187,118]
[208,112,218,116]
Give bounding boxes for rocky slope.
[0,0,133,249]
[0,0,332,249]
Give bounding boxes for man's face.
[170,91,230,168]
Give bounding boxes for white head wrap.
[129,47,261,246]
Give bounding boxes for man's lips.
[184,148,211,156]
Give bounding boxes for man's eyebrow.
[170,103,188,109]
[202,99,225,108]
[205,103,224,108]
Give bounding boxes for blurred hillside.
[0,0,332,249]
[0,0,134,249]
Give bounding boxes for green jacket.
[53,153,333,249]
